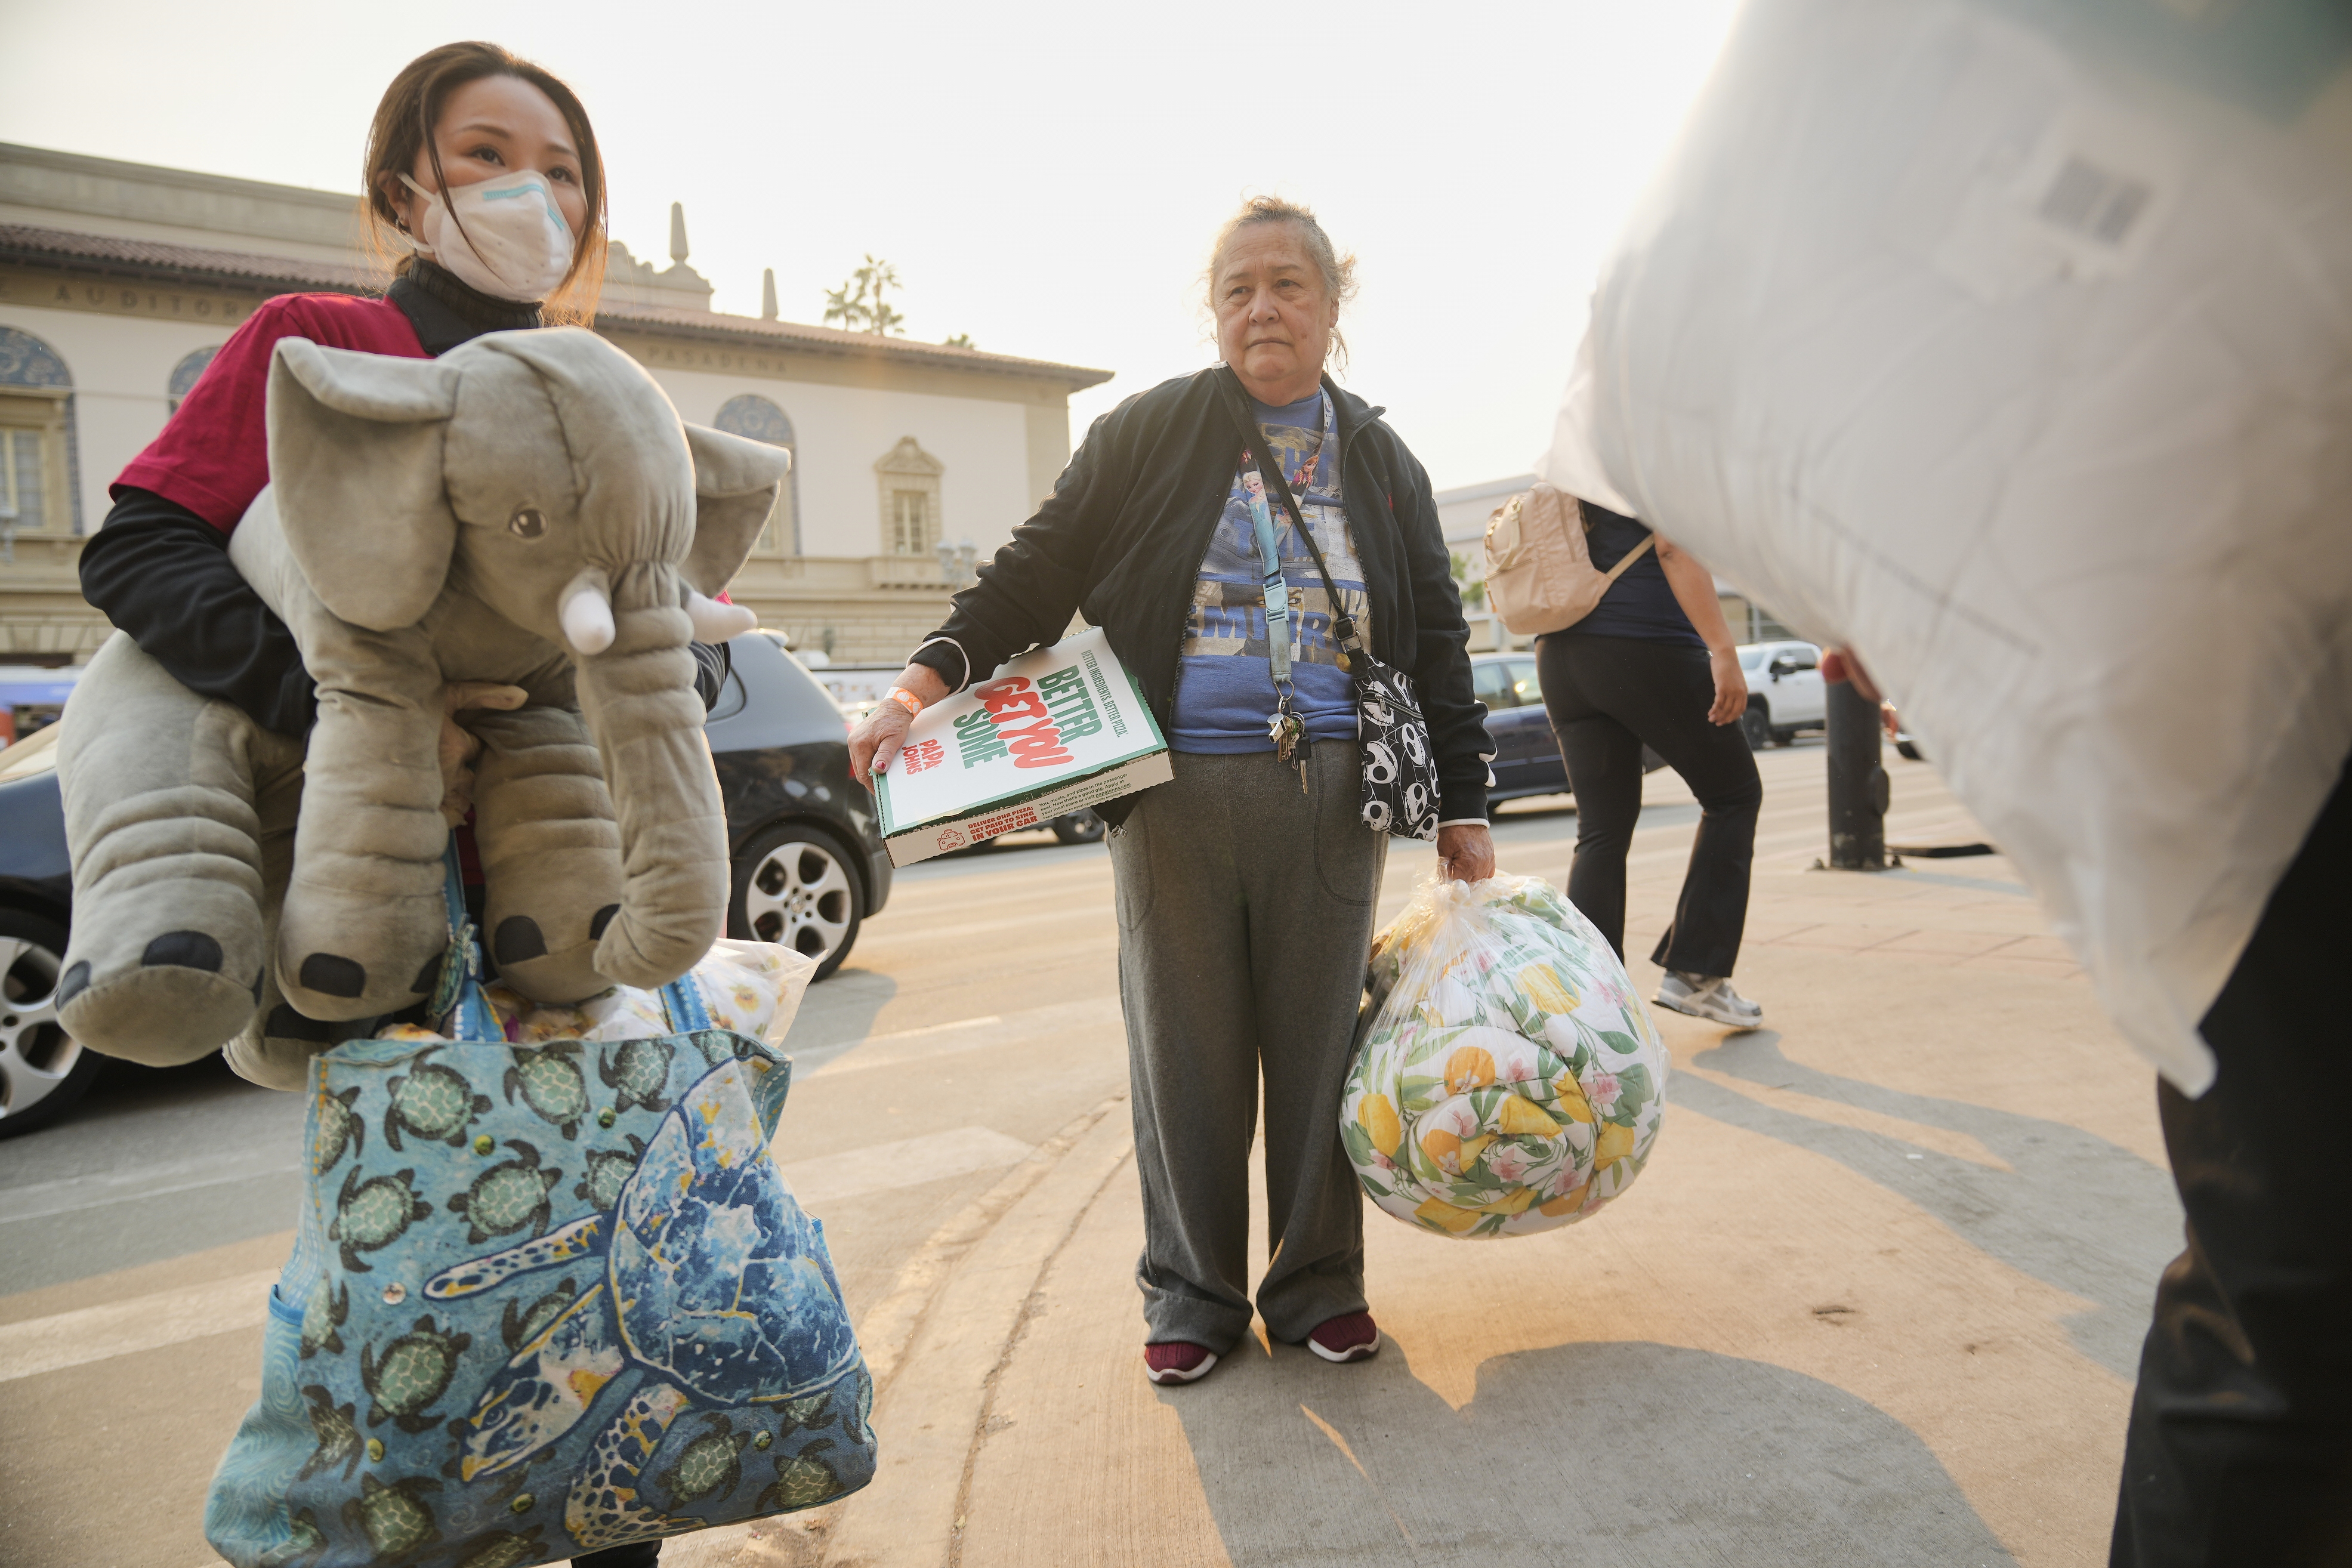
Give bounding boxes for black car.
[0,628,887,1137]
[1473,652,1564,807]
[1471,650,1665,813]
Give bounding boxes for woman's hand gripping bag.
[1343,873,1671,1238]
[203,863,875,1568]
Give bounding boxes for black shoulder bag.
[1242,412,1444,843]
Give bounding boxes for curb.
[668,1093,1134,1568]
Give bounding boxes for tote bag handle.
[430,836,713,1040]
[430,839,504,1044]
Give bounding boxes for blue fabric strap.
[434,839,501,1044]
[662,971,712,1033]
[1241,471,1294,686]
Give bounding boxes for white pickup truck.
[1736,640,1825,749]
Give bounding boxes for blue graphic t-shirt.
[1169,391,1370,752]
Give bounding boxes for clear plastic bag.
[1342,872,1671,1239]
[382,938,818,1050]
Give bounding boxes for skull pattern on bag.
[1354,656,1441,842]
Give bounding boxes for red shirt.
[115,292,427,532]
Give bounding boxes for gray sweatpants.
[1110,741,1388,1353]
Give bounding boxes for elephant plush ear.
[266,339,462,631]
[679,423,791,597]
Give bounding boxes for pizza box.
[875,627,1171,866]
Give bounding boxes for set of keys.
[1267,705,1308,792]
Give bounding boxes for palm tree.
[823,255,906,335]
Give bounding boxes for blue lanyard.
[1237,393,1335,690]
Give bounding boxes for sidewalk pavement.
[665,744,2180,1568]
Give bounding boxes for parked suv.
[1737,640,1826,749]
[0,629,887,1138]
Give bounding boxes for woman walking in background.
[1536,499,1764,1028]
[850,196,1494,1387]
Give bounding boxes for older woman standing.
[850,197,1493,1384]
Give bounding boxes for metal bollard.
[1825,677,1888,870]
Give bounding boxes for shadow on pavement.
[1678,1032,2180,1378]
[1164,1336,2014,1566]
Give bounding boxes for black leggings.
[2110,757,2352,1565]
[1535,632,1761,979]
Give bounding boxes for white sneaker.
[1655,971,1764,1029]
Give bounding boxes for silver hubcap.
[0,934,82,1122]
[744,840,854,965]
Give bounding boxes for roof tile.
[0,223,1112,387]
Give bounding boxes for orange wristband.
[884,686,923,717]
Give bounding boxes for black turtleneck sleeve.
[80,487,319,735]
[692,640,731,711]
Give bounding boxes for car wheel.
[1051,810,1106,845]
[1771,727,1798,748]
[1896,738,1924,761]
[731,825,865,980]
[1741,704,1771,751]
[0,908,103,1140]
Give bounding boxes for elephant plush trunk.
[571,561,730,989]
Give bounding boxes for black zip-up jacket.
[80,263,729,734]
[910,365,1489,824]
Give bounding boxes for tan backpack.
[1480,482,1655,635]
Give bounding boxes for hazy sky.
[2,0,1740,495]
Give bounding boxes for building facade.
[0,143,1112,665]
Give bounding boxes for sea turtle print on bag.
[598,1039,673,1114]
[360,1315,472,1433]
[331,1168,433,1273]
[205,1017,875,1567]
[425,1054,863,1548]
[300,1276,348,1359]
[384,1055,490,1152]
[502,1044,588,1139]
[445,1143,560,1245]
[315,1087,365,1173]
[1343,872,1671,1237]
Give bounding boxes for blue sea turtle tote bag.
[205,848,876,1568]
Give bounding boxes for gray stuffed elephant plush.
[57,327,788,1084]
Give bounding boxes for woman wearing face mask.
[77,42,702,1568]
[78,39,729,836]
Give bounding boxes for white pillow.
[1547,0,2352,1091]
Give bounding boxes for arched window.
[0,326,79,544]
[712,393,798,555]
[167,345,221,415]
[873,436,943,557]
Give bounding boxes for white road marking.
[801,1014,1002,1057]
[804,996,1123,1081]
[0,1153,301,1225]
[0,1125,1035,1381]
[0,1269,279,1383]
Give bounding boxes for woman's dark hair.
[363,42,608,324]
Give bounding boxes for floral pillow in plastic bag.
[1344,872,1670,1239]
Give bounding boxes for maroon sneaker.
[1307,1312,1381,1363]
[1144,1341,1218,1384]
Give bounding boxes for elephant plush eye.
[509,507,547,539]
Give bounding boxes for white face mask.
[401,169,576,303]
